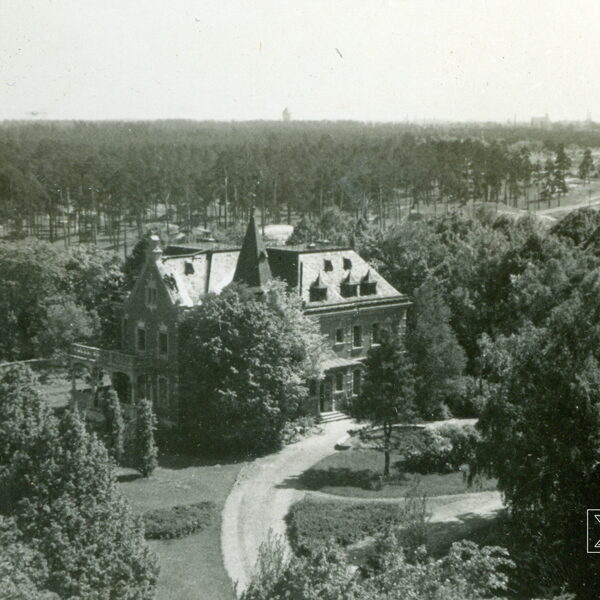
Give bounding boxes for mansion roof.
[141,221,407,310]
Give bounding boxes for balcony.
[70,343,141,373]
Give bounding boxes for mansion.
[70,217,410,425]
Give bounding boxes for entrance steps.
[318,410,350,424]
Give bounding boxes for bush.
[287,498,410,555]
[446,375,489,417]
[397,424,480,474]
[281,416,320,445]
[142,502,216,540]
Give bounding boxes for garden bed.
[142,501,216,539]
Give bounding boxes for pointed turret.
[233,216,272,292]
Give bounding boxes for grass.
[301,449,497,499]
[119,455,244,600]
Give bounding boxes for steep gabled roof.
[232,216,272,290]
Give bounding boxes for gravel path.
[220,419,355,595]
[221,418,503,596]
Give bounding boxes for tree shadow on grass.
[117,472,144,483]
[277,467,417,491]
[157,452,248,470]
[426,509,507,556]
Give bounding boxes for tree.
[134,398,158,477]
[553,144,571,196]
[578,148,594,183]
[1,399,158,599]
[350,329,416,477]
[179,282,324,455]
[102,386,125,464]
[406,278,466,418]
[242,534,514,600]
[241,534,359,600]
[475,270,600,598]
[0,516,58,600]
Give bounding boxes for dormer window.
[309,274,328,302]
[360,270,378,296]
[340,272,359,298]
[323,259,333,272]
[184,259,194,275]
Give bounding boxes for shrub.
[281,416,320,445]
[397,424,481,474]
[134,398,158,477]
[142,502,216,540]
[287,498,411,555]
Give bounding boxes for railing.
[70,343,138,372]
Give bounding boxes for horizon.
[1,1,600,123]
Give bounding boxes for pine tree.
[350,329,416,477]
[102,386,125,464]
[578,148,594,184]
[134,398,158,477]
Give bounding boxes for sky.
[1,0,600,123]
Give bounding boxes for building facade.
[70,217,410,424]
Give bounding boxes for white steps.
[318,410,349,424]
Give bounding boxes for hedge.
[142,501,216,540]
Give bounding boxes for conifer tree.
[350,329,416,477]
[102,386,125,464]
[134,398,158,477]
[5,407,158,599]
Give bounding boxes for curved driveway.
[221,419,354,595]
[220,418,503,596]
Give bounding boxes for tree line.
[1,121,597,250]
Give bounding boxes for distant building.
[531,114,550,129]
[70,217,410,426]
[282,107,291,122]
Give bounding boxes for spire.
[233,215,272,291]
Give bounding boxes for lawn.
[301,448,497,499]
[118,455,245,600]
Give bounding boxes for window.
[343,257,352,270]
[308,380,317,396]
[137,324,146,352]
[310,287,327,302]
[353,325,362,348]
[360,270,377,296]
[372,323,380,345]
[335,372,344,391]
[335,328,344,344]
[323,259,333,272]
[145,284,157,307]
[340,283,358,298]
[353,370,361,395]
[158,376,169,406]
[158,330,168,356]
[360,282,377,295]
